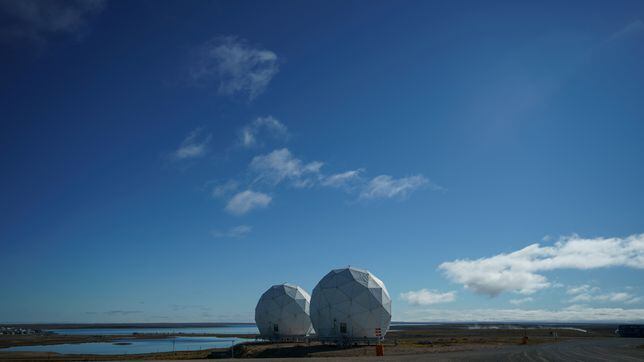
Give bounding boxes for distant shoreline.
[0,322,255,330]
[0,321,627,330]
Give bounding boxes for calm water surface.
[46,324,259,335]
[2,336,253,355]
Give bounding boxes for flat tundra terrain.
[1,324,643,361]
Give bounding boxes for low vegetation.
[0,324,620,360]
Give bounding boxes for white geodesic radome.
[310,267,391,342]
[255,283,313,338]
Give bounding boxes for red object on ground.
[521,336,529,345]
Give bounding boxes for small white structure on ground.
[310,267,392,343]
[255,283,313,339]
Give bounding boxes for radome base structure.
[255,284,313,341]
[310,267,392,344]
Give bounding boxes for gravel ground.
[216,338,644,361]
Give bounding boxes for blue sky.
[1,0,644,323]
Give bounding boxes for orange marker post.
[375,328,384,356]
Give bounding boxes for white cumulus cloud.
[190,35,279,100]
[439,234,644,297]
[400,289,456,305]
[225,190,271,216]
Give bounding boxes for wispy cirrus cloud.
[213,146,439,215]
[509,297,533,305]
[607,19,644,43]
[567,284,600,295]
[440,234,644,297]
[250,148,323,188]
[0,0,106,43]
[171,128,211,160]
[321,169,364,190]
[170,304,211,312]
[225,190,271,216]
[104,310,142,316]
[400,289,456,305]
[250,149,437,198]
[211,180,239,199]
[186,120,439,215]
[359,174,431,200]
[190,36,279,100]
[211,225,252,238]
[239,116,288,148]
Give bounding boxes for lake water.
[45,324,259,335]
[1,336,254,355]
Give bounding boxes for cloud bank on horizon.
[438,234,644,297]
[399,233,644,322]
[400,305,644,323]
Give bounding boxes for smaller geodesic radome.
[255,284,313,338]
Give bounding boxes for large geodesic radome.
[255,284,313,338]
[310,267,391,342]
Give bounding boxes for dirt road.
[411,337,644,361]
